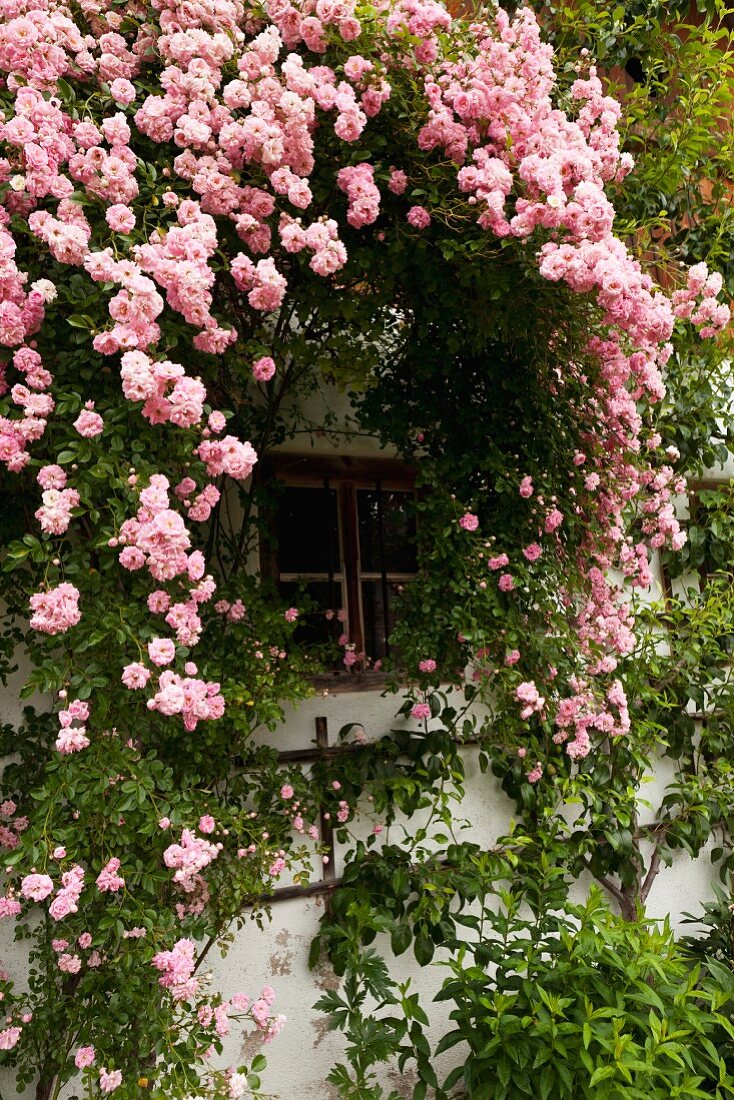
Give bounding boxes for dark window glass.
[277,581,342,649]
[276,487,340,574]
[362,580,403,660]
[357,490,417,573]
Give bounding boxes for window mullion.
[375,479,391,660]
[339,481,364,658]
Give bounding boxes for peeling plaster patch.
[312,956,340,992]
[269,928,304,975]
[239,1032,266,1064]
[310,960,341,1047]
[268,947,295,976]
[387,1066,419,1097]
[310,1014,333,1049]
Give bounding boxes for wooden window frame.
[260,453,418,691]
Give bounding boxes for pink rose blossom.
[407,205,431,229]
[96,858,125,893]
[121,662,150,690]
[388,168,408,194]
[148,638,175,666]
[99,1069,123,1093]
[252,356,276,382]
[105,205,135,233]
[37,465,66,490]
[0,897,21,920]
[73,407,104,438]
[109,79,136,105]
[147,591,170,614]
[21,873,54,902]
[544,508,564,533]
[0,1028,21,1051]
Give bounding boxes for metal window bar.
[375,479,391,659]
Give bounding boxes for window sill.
[306,670,401,694]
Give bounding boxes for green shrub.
[428,888,734,1100]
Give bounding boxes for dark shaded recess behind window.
[357,490,417,572]
[276,487,340,573]
[362,580,401,660]
[277,580,341,650]
[358,489,416,660]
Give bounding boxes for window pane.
[276,487,340,574]
[362,580,403,660]
[357,490,417,573]
[278,581,342,650]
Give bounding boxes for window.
[262,455,418,680]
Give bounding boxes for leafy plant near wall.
[0,0,733,1098]
[431,890,734,1100]
[317,855,734,1098]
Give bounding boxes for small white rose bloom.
[228,1074,248,1099]
[9,175,26,192]
[31,279,58,303]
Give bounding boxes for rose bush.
[0,0,731,1095]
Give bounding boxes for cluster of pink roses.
[152,936,199,1001]
[29,582,81,636]
[2,0,724,786]
[55,698,91,755]
[151,937,286,1097]
[35,464,79,534]
[337,162,380,227]
[0,800,28,853]
[163,826,221,892]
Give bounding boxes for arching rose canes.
[0,0,729,1096]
